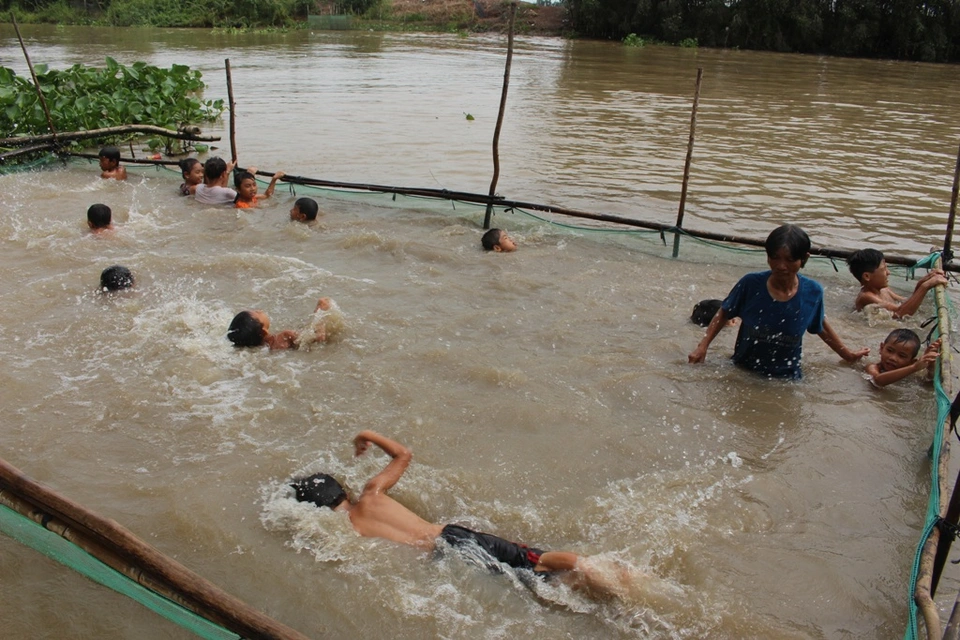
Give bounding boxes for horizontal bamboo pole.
[0,143,58,162]
[0,457,311,640]
[0,125,219,148]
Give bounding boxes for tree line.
[565,0,960,62]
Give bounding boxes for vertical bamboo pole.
[672,67,703,258]
[225,59,237,164]
[943,140,960,262]
[483,2,518,230]
[11,13,58,145]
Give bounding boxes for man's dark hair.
[295,197,319,221]
[481,228,503,251]
[100,265,134,291]
[847,249,885,283]
[227,311,265,347]
[178,158,200,177]
[291,473,347,509]
[98,146,121,163]
[203,157,228,181]
[87,204,112,229]
[885,328,922,358]
[765,224,811,263]
[691,299,722,327]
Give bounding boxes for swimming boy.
[865,329,940,388]
[690,299,739,328]
[195,157,239,205]
[291,430,631,599]
[98,146,127,181]
[100,265,134,291]
[847,248,947,318]
[235,170,284,209]
[689,224,869,379]
[178,158,204,196]
[481,228,517,252]
[290,197,320,222]
[227,298,332,350]
[87,204,113,233]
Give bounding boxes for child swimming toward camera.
[227,298,339,350]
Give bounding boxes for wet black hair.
[294,197,319,221]
[884,328,922,358]
[227,311,265,347]
[481,228,503,251]
[203,156,228,181]
[691,299,722,327]
[765,224,811,264]
[290,473,347,510]
[98,146,121,163]
[87,203,112,229]
[234,170,256,190]
[847,248,885,283]
[100,265,134,291]
[178,157,201,178]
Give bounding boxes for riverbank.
[351,0,567,36]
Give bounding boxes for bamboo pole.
[672,67,703,258]
[225,59,238,164]
[944,140,960,262]
[11,13,58,145]
[483,2,517,230]
[0,125,219,148]
[0,457,312,640]
[913,255,952,639]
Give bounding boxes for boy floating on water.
[290,197,320,223]
[98,146,127,181]
[290,430,634,600]
[227,297,337,350]
[865,329,940,388]
[847,248,947,318]
[481,228,517,252]
[688,224,868,379]
[86,204,113,233]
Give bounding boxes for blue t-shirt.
[721,271,825,379]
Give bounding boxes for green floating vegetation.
[679,37,698,48]
[622,32,644,47]
[0,58,224,154]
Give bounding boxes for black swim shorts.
[439,524,544,572]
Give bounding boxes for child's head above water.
[234,171,258,200]
[98,146,121,170]
[291,197,319,222]
[764,224,810,264]
[87,204,112,230]
[227,310,269,347]
[203,157,229,183]
[691,299,722,327]
[290,473,347,510]
[481,228,517,252]
[100,265,134,291]
[882,328,922,358]
[847,248,885,285]
[179,158,203,186]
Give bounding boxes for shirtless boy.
[847,248,947,318]
[227,297,332,350]
[865,329,940,388]
[291,430,630,598]
[481,228,517,252]
[98,146,127,181]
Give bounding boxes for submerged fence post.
[225,59,237,164]
[672,67,703,258]
[483,2,518,230]
[12,13,58,146]
[943,140,960,262]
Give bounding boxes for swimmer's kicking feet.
[290,430,631,599]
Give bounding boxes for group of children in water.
[688,224,948,388]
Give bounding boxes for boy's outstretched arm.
[892,270,948,319]
[688,307,730,363]
[355,431,412,496]
[263,171,285,199]
[817,318,869,362]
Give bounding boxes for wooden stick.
[11,13,58,144]
[672,67,703,258]
[225,59,238,164]
[944,139,960,261]
[483,1,517,230]
[0,124,219,148]
[0,457,311,640]
[0,143,58,162]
